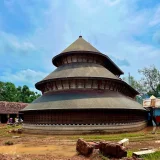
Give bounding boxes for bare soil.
[1,125,160,160]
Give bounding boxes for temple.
[21,36,147,134]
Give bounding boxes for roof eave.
[52,51,124,75]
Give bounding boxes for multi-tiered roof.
[23,36,144,111]
[22,36,146,134]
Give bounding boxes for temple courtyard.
[0,124,160,160]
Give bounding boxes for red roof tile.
[0,101,28,114]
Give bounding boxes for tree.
[0,82,18,102]
[138,65,160,97]
[16,85,41,103]
[0,81,5,100]
[122,75,145,93]
[0,81,41,103]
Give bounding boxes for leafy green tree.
[29,91,40,103]
[0,82,17,102]
[0,81,41,103]
[122,75,145,93]
[16,85,41,103]
[139,65,160,97]
[0,81,5,100]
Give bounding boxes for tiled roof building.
[0,101,28,123]
[0,101,27,114]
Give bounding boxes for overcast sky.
[0,0,160,92]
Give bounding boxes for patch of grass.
[98,153,109,160]
[140,151,160,160]
[0,124,22,137]
[4,141,14,145]
[1,124,160,143]
[127,150,133,158]
[98,150,160,160]
[69,130,160,142]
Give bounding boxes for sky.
[0,0,160,92]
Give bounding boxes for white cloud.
[74,0,100,14]
[1,0,160,85]
[152,30,160,44]
[0,69,47,86]
[149,6,160,26]
[72,0,160,79]
[0,30,50,73]
[0,31,36,55]
[104,0,121,6]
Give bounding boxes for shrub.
[4,141,14,145]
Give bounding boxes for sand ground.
[0,125,160,160]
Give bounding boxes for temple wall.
[55,54,104,67]
[23,121,147,134]
[23,109,147,125]
[41,79,133,98]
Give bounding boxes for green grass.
[4,141,14,145]
[140,151,160,160]
[1,124,160,144]
[127,150,134,158]
[1,124,160,159]
[69,131,160,142]
[0,124,22,137]
[98,153,109,160]
[99,150,160,160]
[126,149,160,159]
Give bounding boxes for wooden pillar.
[91,79,93,89]
[75,79,78,88]
[55,81,58,90]
[60,80,63,90]
[66,56,69,64]
[84,79,86,88]
[68,80,71,89]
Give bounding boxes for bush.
[4,141,14,145]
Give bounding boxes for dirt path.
[0,144,76,157]
[1,125,160,159]
[1,138,160,160]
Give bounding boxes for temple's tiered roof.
[23,90,145,111]
[23,36,143,112]
[37,63,119,83]
[52,36,124,75]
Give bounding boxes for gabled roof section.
[61,36,100,53]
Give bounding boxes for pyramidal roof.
[52,35,124,75]
[61,36,100,53]
[150,95,156,99]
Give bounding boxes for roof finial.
[79,31,82,38]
